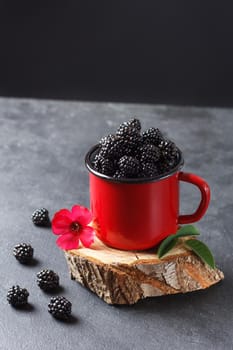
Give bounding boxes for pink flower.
[52,205,94,250]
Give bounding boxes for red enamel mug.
[85,145,210,251]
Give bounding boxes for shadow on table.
[54,314,79,325]
[42,285,66,295]
[11,302,35,312]
[21,257,40,267]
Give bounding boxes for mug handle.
[178,172,211,225]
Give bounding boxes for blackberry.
[118,156,140,177]
[48,296,72,320]
[13,243,34,264]
[158,147,178,174]
[93,154,115,176]
[99,134,114,147]
[117,126,141,156]
[139,144,161,163]
[159,140,178,158]
[99,135,126,158]
[120,138,141,157]
[124,118,141,131]
[37,269,59,291]
[158,158,178,175]
[113,170,125,179]
[141,162,159,177]
[116,122,140,138]
[128,136,142,156]
[159,140,179,170]
[32,208,50,226]
[142,128,164,146]
[7,285,29,306]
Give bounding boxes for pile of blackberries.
[92,118,180,179]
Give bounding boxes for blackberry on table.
[48,296,72,320]
[118,156,140,177]
[37,269,59,291]
[139,144,161,163]
[13,243,34,264]
[142,128,164,146]
[32,208,50,226]
[7,285,29,306]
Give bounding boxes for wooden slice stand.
[64,237,224,305]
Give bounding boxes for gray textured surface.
[0,98,232,350]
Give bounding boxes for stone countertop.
[0,98,232,350]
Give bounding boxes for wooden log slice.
[64,237,224,305]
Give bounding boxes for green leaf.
[157,225,200,259]
[157,237,178,258]
[184,239,216,269]
[176,225,200,238]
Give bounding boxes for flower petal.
[53,208,73,220]
[56,234,80,250]
[71,205,92,226]
[79,226,95,248]
[52,215,73,235]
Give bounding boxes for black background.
[1,1,233,106]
